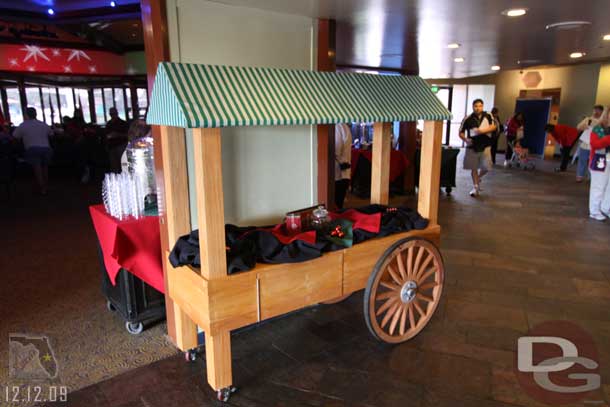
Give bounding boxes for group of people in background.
[1,106,149,195]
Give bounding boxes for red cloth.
[551,124,579,147]
[330,209,381,233]
[89,205,165,293]
[506,117,522,138]
[351,149,410,182]
[268,224,317,245]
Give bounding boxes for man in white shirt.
[14,107,53,194]
[575,105,605,182]
[334,123,352,209]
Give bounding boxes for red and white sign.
[0,44,129,76]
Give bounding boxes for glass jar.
[311,205,331,230]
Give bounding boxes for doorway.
[514,98,552,156]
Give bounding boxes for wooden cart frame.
[148,63,451,401]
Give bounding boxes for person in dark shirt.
[105,107,129,173]
[459,99,497,197]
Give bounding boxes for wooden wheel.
[364,237,444,344]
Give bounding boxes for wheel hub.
[400,280,418,303]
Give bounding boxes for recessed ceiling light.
[604,34,610,41]
[502,8,527,17]
[110,1,117,6]
[447,43,460,49]
[47,8,55,15]
[491,65,501,71]
[454,57,464,63]
[570,52,585,59]
[546,21,591,31]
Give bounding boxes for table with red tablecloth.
[89,205,164,293]
[350,149,410,182]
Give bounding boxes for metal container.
[126,136,157,207]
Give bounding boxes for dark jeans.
[490,134,499,164]
[559,139,579,171]
[335,179,350,209]
[505,135,516,160]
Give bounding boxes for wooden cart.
[147,62,451,401]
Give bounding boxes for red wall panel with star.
[0,44,128,75]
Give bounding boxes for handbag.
[590,153,607,172]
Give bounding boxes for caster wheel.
[364,237,444,344]
[184,349,198,362]
[445,187,452,195]
[217,386,237,402]
[126,321,144,335]
[106,300,116,312]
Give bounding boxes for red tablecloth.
[351,149,410,182]
[89,205,164,293]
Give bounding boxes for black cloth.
[169,205,429,274]
[460,112,495,152]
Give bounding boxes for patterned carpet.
[0,171,179,406]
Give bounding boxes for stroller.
[506,129,536,170]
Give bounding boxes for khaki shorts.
[464,147,492,171]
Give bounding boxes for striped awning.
[147,62,451,129]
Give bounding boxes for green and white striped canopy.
[147,62,451,129]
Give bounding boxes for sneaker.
[554,167,564,173]
[469,187,480,197]
[602,211,610,219]
[589,214,606,221]
[503,160,508,168]
[576,177,584,183]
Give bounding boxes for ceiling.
[207,0,610,78]
[2,0,610,78]
[0,1,143,53]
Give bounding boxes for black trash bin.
[414,147,460,195]
[97,243,166,335]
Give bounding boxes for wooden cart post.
[417,121,443,226]
[192,127,233,392]
[159,125,199,351]
[371,122,392,205]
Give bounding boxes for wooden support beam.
[159,126,199,351]
[399,121,417,194]
[317,19,336,209]
[205,331,232,390]
[192,128,227,281]
[371,122,392,205]
[417,121,443,226]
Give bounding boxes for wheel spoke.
[389,303,403,335]
[417,267,437,285]
[380,281,400,291]
[381,301,400,329]
[376,296,398,316]
[413,298,425,318]
[387,264,403,285]
[412,247,425,279]
[408,303,416,329]
[415,254,434,281]
[375,291,395,301]
[399,304,408,335]
[406,246,413,277]
[418,293,435,303]
[396,251,407,280]
[418,281,439,291]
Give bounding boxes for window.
[41,88,60,125]
[136,88,148,118]
[94,89,105,124]
[103,88,114,120]
[25,87,43,122]
[74,89,91,123]
[5,87,23,125]
[113,88,126,120]
[58,87,75,121]
[125,88,133,120]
